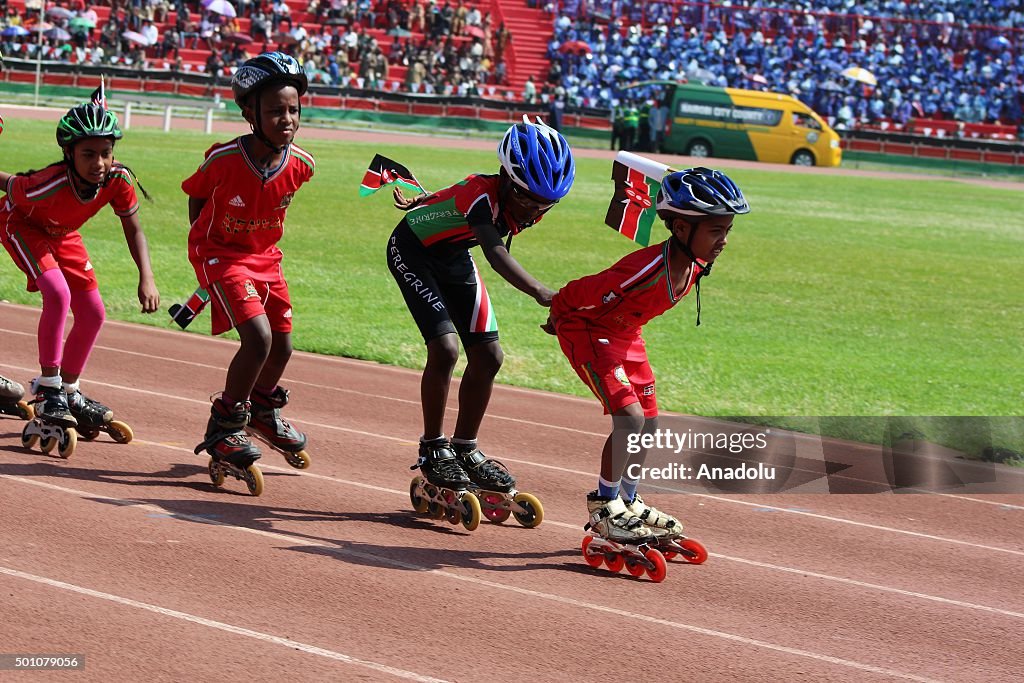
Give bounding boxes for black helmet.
[231,51,308,107]
[56,103,122,149]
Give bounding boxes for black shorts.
[387,221,499,346]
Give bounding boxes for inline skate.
[21,380,77,458]
[580,491,668,582]
[246,386,311,469]
[67,389,133,443]
[195,397,264,496]
[452,441,543,528]
[409,437,482,531]
[0,374,33,420]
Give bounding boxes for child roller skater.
[0,104,160,455]
[389,117,574,529]
[545,167,748,579]
[183,52,315,495]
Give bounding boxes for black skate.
[247,386,310,469]
[452,442,544,528]
[0,375,33,420]
[67,390,133,443]
[21,384,77,458]
[194,398,264,496]
[408,438,481,531]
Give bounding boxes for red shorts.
[206,273,292,336]
[2,225,97,292]
[570,353,658,418]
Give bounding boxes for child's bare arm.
[120,213,160,313]
[471,221,555,306]
[188,197,206,225]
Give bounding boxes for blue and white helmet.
[497,116,575,202]
[231,51,308,107]
[656,167,750,220]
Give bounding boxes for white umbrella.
[47,7,75,20]
[205,0,238,18]
[841,66,877,86]
[122,30,152,47]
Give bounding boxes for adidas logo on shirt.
[228,195,246,207]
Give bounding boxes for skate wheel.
[208,458,226,487]
[644,548,668,582]
[21,424,39,450]
[677,538,708,565]
[40,436,57,454]
[78,428,100,441]
[480,492,511,523]
[626,555,646,577]
[109,420,133,444]
[605,552,625,573]
[284,449,311,469]
[459,492,481,532]
[17,401,34,421]
[244,465,264,496]
[57,428,77,459]
[409,477,430,514]
[582,536,604,569]
[512,492,544,528]
[445,502,462,525]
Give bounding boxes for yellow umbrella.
[841,66,877,86]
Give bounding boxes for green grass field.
[1,116,1022,456]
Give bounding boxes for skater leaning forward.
[388,116,575,498]
[0,104,159,445]
[544,167,749,545]
[183,52,315,480]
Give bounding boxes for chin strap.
[670,231,712,327]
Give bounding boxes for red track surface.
[1,301,1023,681]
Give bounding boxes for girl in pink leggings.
[0,104,159,428]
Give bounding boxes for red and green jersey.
[403,173,540,254]
[551,240,705,361]
[182,137,315,285]
[1,163,138,237]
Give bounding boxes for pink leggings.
[36,268,106,376]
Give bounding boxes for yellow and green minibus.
[649,81,842,167]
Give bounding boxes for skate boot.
[247,386,310,469]
[624,494,709,565]
[452,441,544,528]
[194,397,264,496]
[624,493,683,538]
[21,380,77,458]
[581,491,668,582]
[409,437,481,531]
[0,374,33,420]
[66,389,133,443]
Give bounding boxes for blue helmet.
[497,116,575,202]
[231,51,308,107]
[656,167,750,220]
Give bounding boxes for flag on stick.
[168,287,210,329]
[89,76,106,110]
[604,151,676,246]
[359,154,425,196]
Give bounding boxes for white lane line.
[0,475,945,683]
[1,361,1020,557]
[6,434,1024,624]
[0,564,448,683]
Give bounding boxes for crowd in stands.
[540,0,1024,130]
[0,0,511,97]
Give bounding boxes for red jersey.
[1,163,139,237]
[551,240,705,361]
[403,173,541,255]
[182,138,315,286]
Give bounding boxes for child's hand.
[393,187,422,211]
[540,314,556,335]
[138,280,160,314]
[534,285,556,307]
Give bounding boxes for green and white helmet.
[56,103,122,149]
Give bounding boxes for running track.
[1,301,1022,681]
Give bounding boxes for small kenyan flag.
[604,160,661,246]
[168,287,210,329]
[359,154,425,197]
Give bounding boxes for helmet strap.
[669,220,712,327]
[63,149,102,200]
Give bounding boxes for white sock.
[33,375,62,391]
[63,381,80,395]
